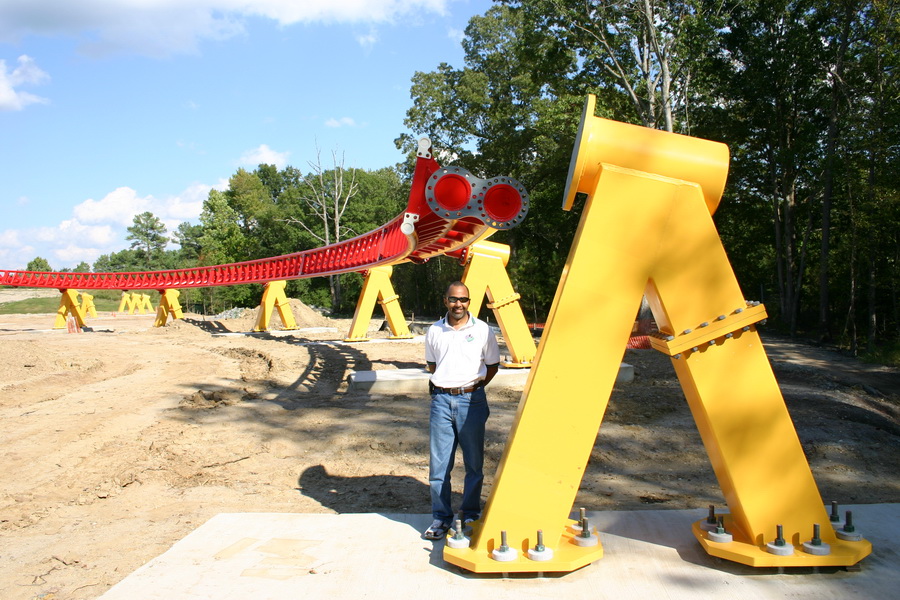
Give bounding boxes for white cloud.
[0,1,452,57]
[162,182,211,220]
[72,184,213,227]
[325,116,357,128]
[0,229,22,247]
[1,183,216,269]
[27,220,117,268]
[53,220,117,245]
[73,187,154,226]
[238,144,290,169]
[0,55,50,111]
[447,26,465,43]
[51,244,107,266]
[357,29,379,49]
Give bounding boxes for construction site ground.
[0,291,898,599]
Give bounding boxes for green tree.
[226,169,269,241]
[93,249,142,272]
[126,211,168,268]
[26,257,52,271]
[507,0,720,132]
[195,189,256,311]
[832,0,900,353]
[173,222,204,262]
[199,190,246,263]
[401,4,587,316]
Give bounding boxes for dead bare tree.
[285,146,360,308]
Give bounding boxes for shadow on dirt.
[297,464,433,513]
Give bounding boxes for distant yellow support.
[444,95,871,573]
[117,291,136,314]
[79,291,97,318]
[138,293,153,314]
[154,289,183,327]
[462,241,537,367]
[53,289,87,329]
[344,266,412,341]
[254,280,298,332]
[121,292,148,314]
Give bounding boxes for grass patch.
[0,290,160,315]
[860,341,900,369]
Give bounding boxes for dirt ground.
[1,291,898,599]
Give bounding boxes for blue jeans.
[429,388,489,524]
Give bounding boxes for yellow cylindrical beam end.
[563,95,730,215]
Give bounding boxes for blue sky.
[0,0,492,271]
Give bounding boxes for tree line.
[401,0,899,358]
[25,0,899,360]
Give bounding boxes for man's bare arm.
[483,364,499,386]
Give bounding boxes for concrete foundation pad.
[99,505,897,599]
[348,363,634,394]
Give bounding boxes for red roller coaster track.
[1,139,529,291]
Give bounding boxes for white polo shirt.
[425,312,501,388]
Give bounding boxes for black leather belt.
[430,383,483,395]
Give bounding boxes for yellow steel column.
[444,95,870,572]
[644,184,870,566]
[79,292,97,318]
[53,289,86,329]
[344,266,412,341]
[461,241,537,366]
[254,280,298,332]
[138,293,153,314]
[446,165,674,573]
[154,289,183,327]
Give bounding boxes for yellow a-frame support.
[154,289,184,327]
[343,248,538,367]
[462,241,537,367]
[345,266,413,341]
[53,289,87,329]
[118,292,154,315]
[117,292,132,314]
[444,96,871,573]
[79,292,97,318]
[254,280,298,332]
[138,293,153,314]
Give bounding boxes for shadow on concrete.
[293,465,576,580]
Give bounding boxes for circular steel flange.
[424,166,530,229]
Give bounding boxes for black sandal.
[423,520,450,540]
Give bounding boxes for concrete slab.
[201,332,637,394]
[348,363,634,394]
[99,505,897,600]
[347,367,530,393]
[211,327,340,338]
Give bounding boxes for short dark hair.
[445,280,468,297]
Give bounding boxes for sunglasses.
[446,296,470,304]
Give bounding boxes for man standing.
[423,281,500,540]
